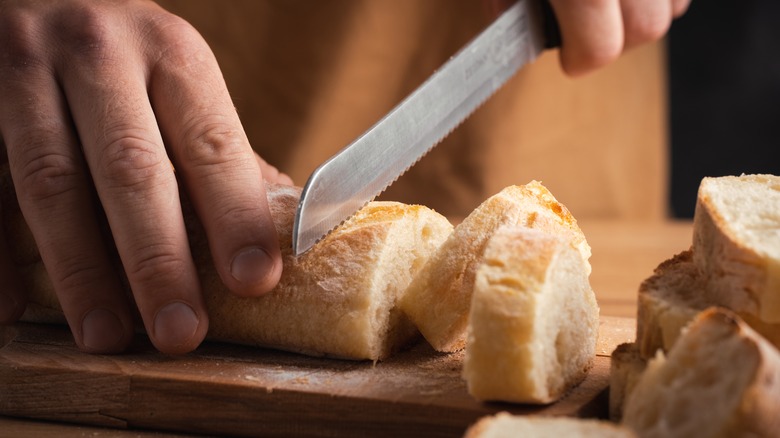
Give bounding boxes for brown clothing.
[157,0,667,220]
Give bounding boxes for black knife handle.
[540,0,561,49]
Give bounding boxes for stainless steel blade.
[293,0,546,256]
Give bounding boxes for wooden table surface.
[0,219,693,437]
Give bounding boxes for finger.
[549,0,624,76]
[671,0,692,18]
[619,0,672,51]
[53,10,207,354]
[256,154,294,186]
[146,13,283,297]
[0,13,134,351]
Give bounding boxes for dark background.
[668,0,780,217]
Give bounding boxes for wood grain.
[0,219,690,436]
[0,317,634,437]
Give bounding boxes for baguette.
[622,308,780,438]
[465,412,637,438]
[400,182,591,352]
[462,226,598,404]
[608,343,646,422]
[3,167,454,360]
[692,174,780,322]
[197,187,453,360]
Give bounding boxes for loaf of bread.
[465,412,637,438]
[608,343,646,422]
[462,226,598,404]
[3,167,454,360]
[622,308,780,438]
[196,186,454,360]
[692,174,780,323]
[400,182,591,352]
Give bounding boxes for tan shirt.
[158,0,667,220]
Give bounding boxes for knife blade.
[293,0,559,256]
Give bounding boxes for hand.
[488,0,692,76]
[0,0,290,354]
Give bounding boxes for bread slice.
[636,250,707,359]
[462,226,598,404]
[400,182,591,352]
[608,343,646,422]
[6,175,454,360]
[465,412,637,438]
[637,250,780,359]
[622,308,780,438]
[692,174,780,323]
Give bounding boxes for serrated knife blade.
[293,0,558,256]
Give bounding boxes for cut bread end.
[623,307,780,438]
[609,343,646,422]
[636,250,707,359]
[463,226,598,404]
[401,182,590,352]
[637,249,780,358]
[466,412,637,438]
[693,174,780,322]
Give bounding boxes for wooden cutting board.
[0,317,635,437]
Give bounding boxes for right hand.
[486,0,692,76]
[0,0,290,354]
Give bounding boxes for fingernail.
[81,308,125,352]
[0,293,19,323]
[153,302,199,349]
[231,247,274,286]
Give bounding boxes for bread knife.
[293,0,560,256]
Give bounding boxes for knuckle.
[182,121,248,170]
[125,243,188,290]
[145,12,202,48]
[54,255,105,293]
[52,2,117,62]
[143,12,210,69]
[212,201,260,229]
[98,134,168,189]
[15,147,82,203]
[0,9,48,74]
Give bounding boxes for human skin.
[0,0,688,354]
[487,0,692,75]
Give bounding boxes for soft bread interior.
[699,175,780,262]
[637,251,708,359]
[694,174,780,322]
[202,200,452,359]
[401,182,590,352]
[623,309,764,438]
[609,343,646,422]
[466,412,637,438]
[637,250,780,358]
[463,226,598,404]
